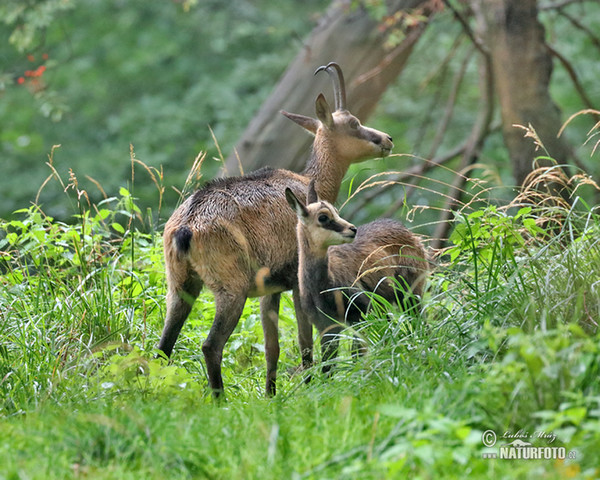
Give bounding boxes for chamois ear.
[285,188,309,219]
[280,110,319,135]
[315,93,333,128]
[306,179,318,205]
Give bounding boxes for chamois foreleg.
[201,291,247,398]
[158,270,203,357]
[293,286,313,371]
[260,293,280,396]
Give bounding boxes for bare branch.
[431,53,494,248]
[346,42,474,218]
[379,145,467,217]
[546,44,599,118]
[345,139,467,220]
[427,46,474,160]
[419,31,465,90]
[413,32,465,153]
[539,0,593,11]
[556,9,600,51]
[353,24,428,88]
[442,0,488,55]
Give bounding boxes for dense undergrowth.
[1,163,600,479]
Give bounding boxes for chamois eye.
[349,119,359,129]
[318,214,329,223]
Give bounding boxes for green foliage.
[2,2,600,477]
[0,0,329,219]
[0,0,74,53]
[3,0,599,233]
[0,188,163,414]
[448,206,544,264]
[96,345,201,399]
[345,3,600,229]
[2,182,600,477]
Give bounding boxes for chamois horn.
[314,62,347,111]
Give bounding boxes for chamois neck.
[298,234,331,287]
[297,227,329,261]
[301,137,349,204]
[297,226,341,321]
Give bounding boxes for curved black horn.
[314,62,347,111]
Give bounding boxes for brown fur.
[330,218,428,301]
[159,63,393,397]
[286,183,428,372]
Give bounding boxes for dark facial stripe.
[321,217,347,233]
[365,128,382,145]
[348,125,382,145]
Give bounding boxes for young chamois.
[159,62,394,397]
[285,181,428,372]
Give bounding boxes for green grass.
[1,173,600,479]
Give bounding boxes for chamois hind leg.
[260,293,280,396]
[293,286,313,371]
[344,296,368,358]
[311,310,344,375]
[351,336,368,358]
[202,290,247,398]
[158,269,203,357]
[319,323,344,375]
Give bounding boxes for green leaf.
[378,405,418,419]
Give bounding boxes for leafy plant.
[2,154,600,478]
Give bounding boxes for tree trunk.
[224,0,432,175]
[472,0,572,188]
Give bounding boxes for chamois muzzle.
[345,225,358,240]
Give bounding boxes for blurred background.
[1,0,599,240]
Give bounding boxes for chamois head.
[281,62,393,164]
[285,181,357,254]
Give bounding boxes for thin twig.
[427,46,474,160]
[540,0,591,11]
[378,144,468,218]
[413,32,465,153]
[419,31,465,91]
[556,9,600,51]
[442,0,488,56]
[413,58,450,154]
[346,143,466,219]
[431,53,494,248]
[353,25,427,87]
[546,43,599,118]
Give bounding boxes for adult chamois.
[159,62,393,397]
[286,181,428,372]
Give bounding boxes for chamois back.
[330,218,428,305]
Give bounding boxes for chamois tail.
[174,226,193,255]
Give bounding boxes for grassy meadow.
[1,154,600,479]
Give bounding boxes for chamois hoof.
[287,364,313,384]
